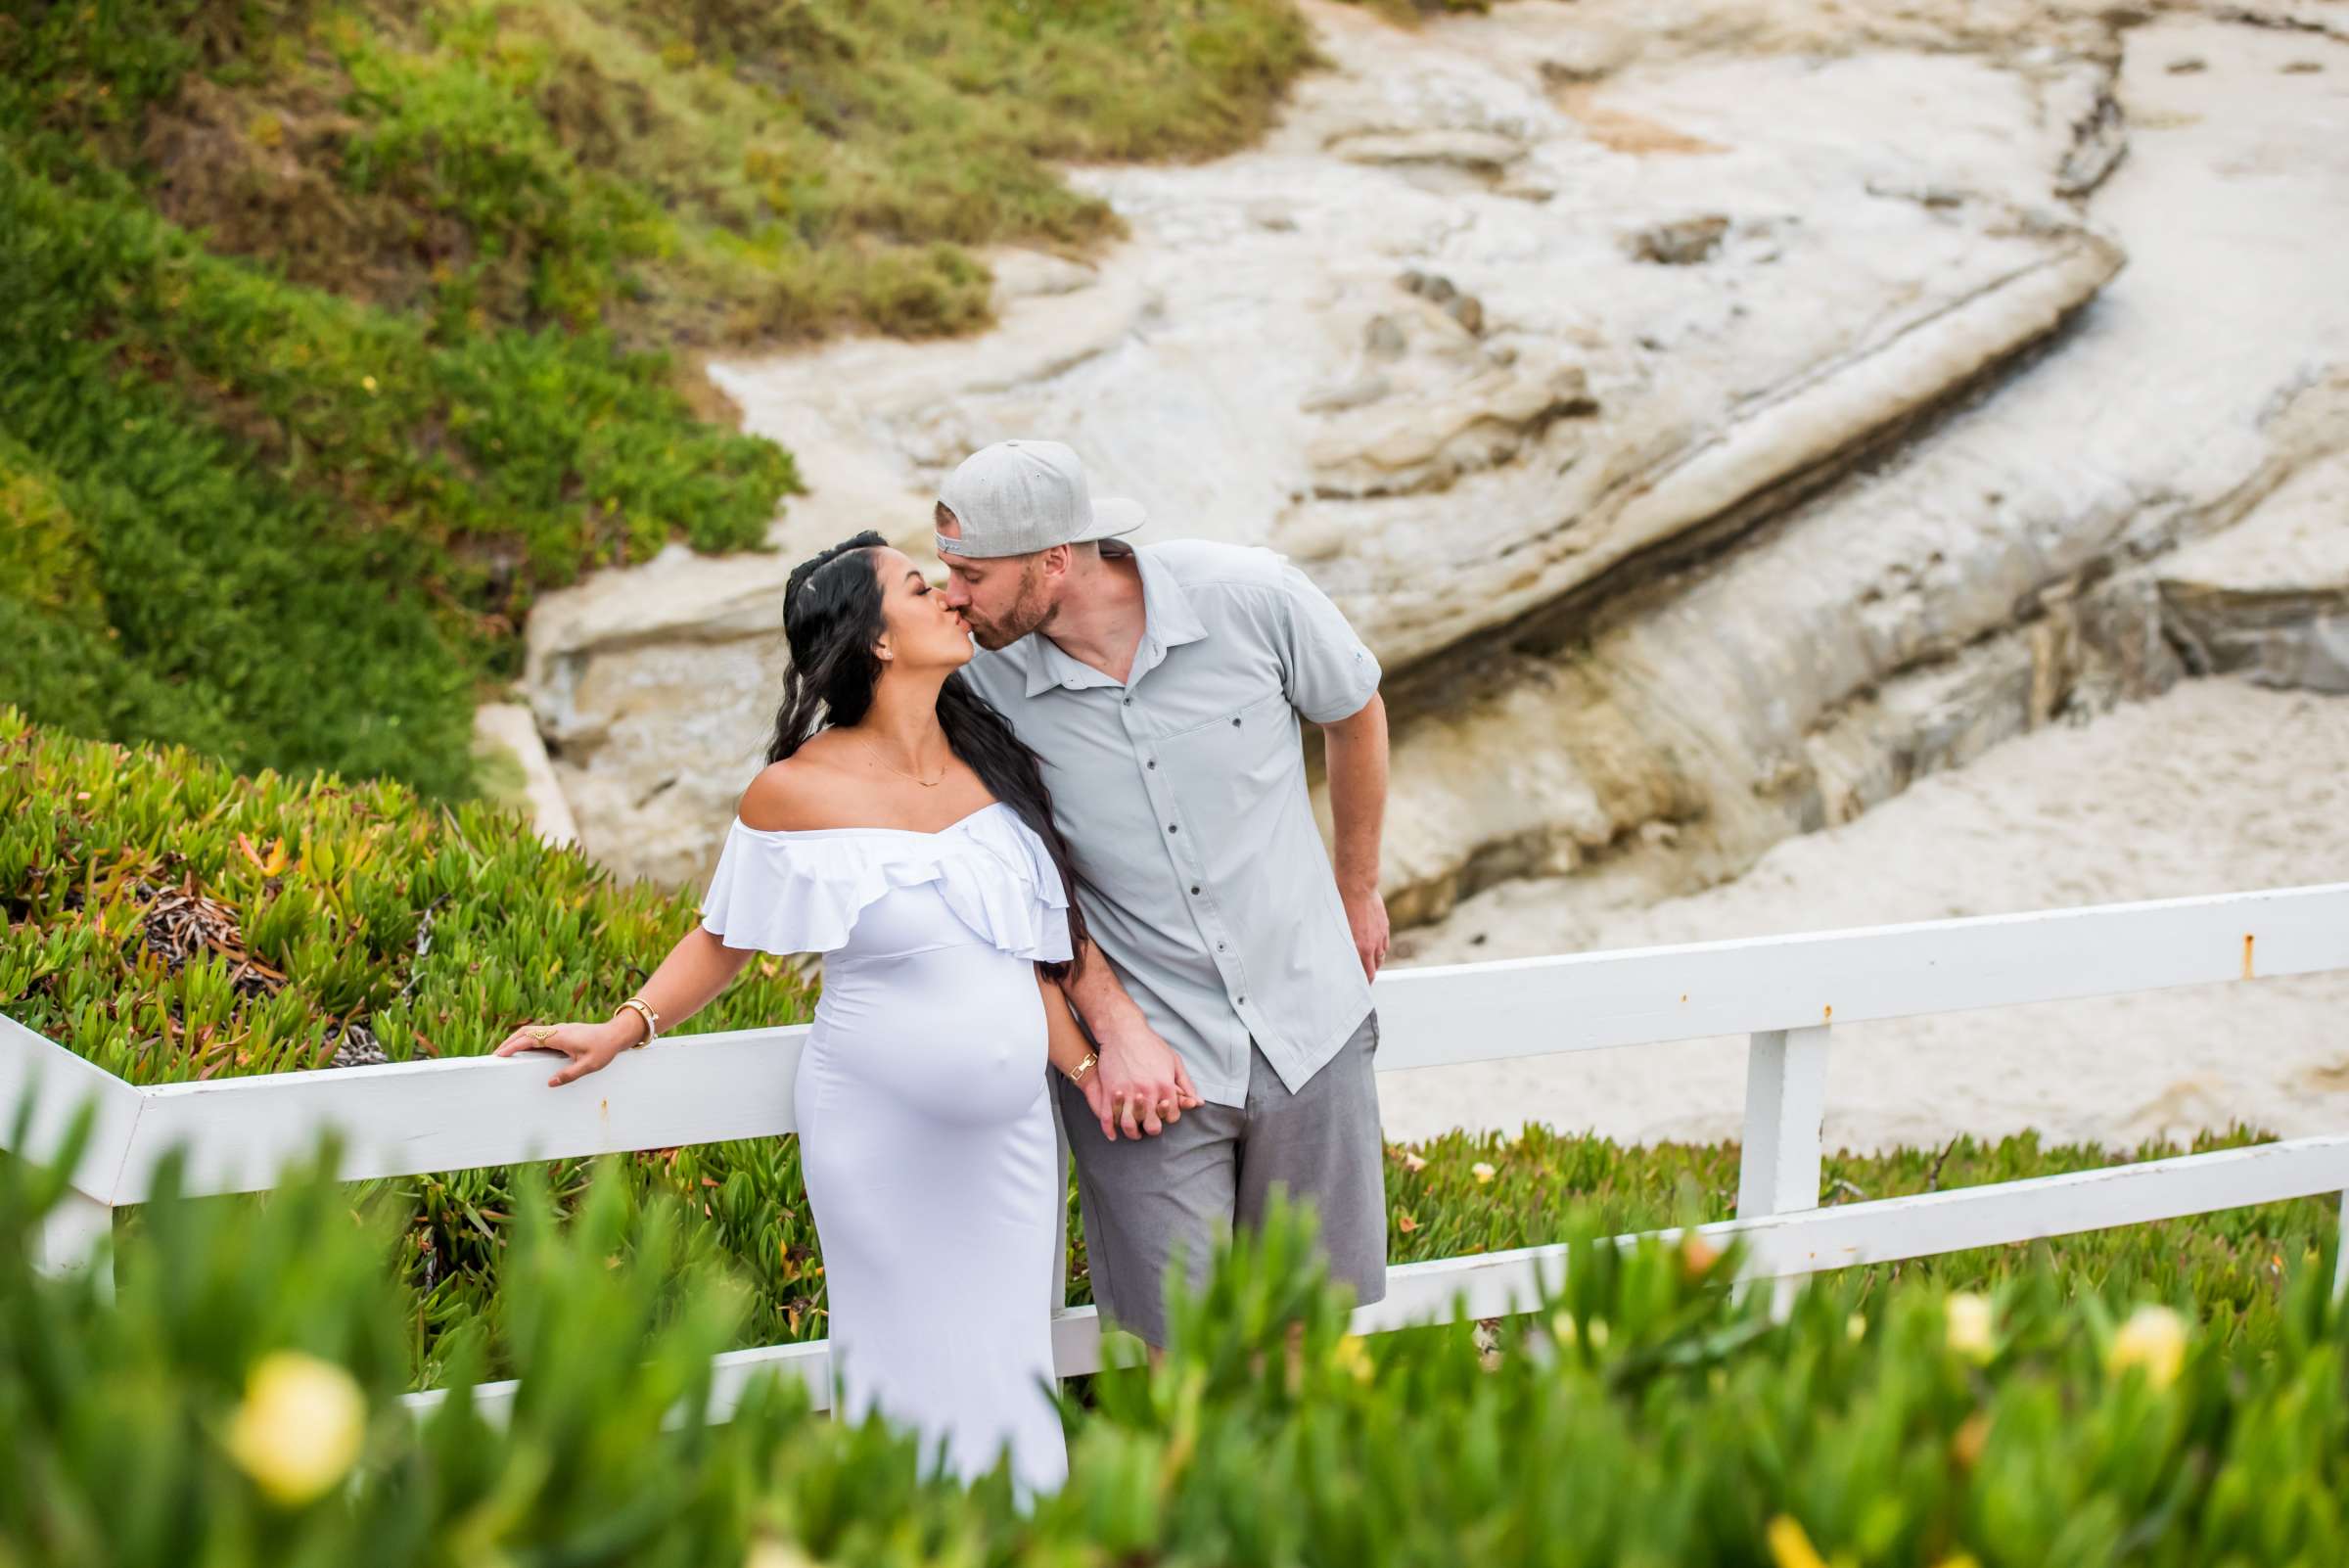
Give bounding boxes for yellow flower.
[744,1538,821,1568]
[1944,1293,1996,1363]
[1767,1514,1830,1568]
[2106,1304,2188,1389]
[1331,1334,1375,1384]
[360,375,378,394]
[1471,1162,1497,1183]
[1846,1313,1868,1342]
[223,1351,366,1506]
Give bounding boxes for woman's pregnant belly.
[806,942,1049,1128]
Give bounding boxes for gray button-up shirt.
[961,539,1382,1108]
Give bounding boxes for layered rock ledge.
[502,0,2349,919]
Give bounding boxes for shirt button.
[1124,697,1133,706]
[1167,823,1178,834]
[1147,759,1157,769]
[1238,995,1248,1006]
[1190,885,1201,896]
[1217,942,1225,951]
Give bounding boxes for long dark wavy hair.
[765,531,1087,974]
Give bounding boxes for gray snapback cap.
[936,439,1146,559]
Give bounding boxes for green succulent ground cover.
[0,0,1313,797]
[8,1127,2349,1567]
[5,710,2339,1394]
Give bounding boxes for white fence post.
[2335,1189,2349,1304]
[1737,1025,1831,1316]
[35,1187,115,1302]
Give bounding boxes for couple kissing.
[498,438,1392,1499]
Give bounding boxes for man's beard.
[972,561,1051,651]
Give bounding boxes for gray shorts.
[1058,1010,1387,1347]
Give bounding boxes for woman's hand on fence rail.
[492,1017,641,1087]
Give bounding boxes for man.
[935,438,1392,1348]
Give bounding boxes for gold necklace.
[856,733,947,788]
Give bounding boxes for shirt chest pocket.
[1158,689,1297,827]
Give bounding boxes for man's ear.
[1040,542,1074,579]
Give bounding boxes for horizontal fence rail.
[7,882,2349,1405]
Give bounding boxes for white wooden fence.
[6,883,2349,1421]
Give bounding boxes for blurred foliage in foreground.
[6,1114,2349,1566]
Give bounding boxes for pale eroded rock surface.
[1364,6,2349,926]
[520,0,2349,935]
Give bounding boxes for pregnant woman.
[495,530,1167,1499]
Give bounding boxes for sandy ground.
[1379,679,2349,1152]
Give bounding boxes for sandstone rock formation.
[514,0,2349,919]
[1365,7,2349,929]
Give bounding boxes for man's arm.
[1321,692,1390,980]
[1060,942,1201,1138]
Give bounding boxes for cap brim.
[1075,495,1147,541]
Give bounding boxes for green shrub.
[6,0,1314,346]
[0,438,100,622]
[0,134,797,797]
[6,1120,2349,1566]
[0,0,1313,793]
[0,706,821,1083]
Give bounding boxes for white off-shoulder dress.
[698,800,1072,1499]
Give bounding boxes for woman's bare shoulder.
[735,743,860,832]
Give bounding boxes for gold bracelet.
[616,995,661,1048]
[1064,1048,1098,1085]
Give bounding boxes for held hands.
[1087,1025,1203,1141]
[493,1016,642,1087]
